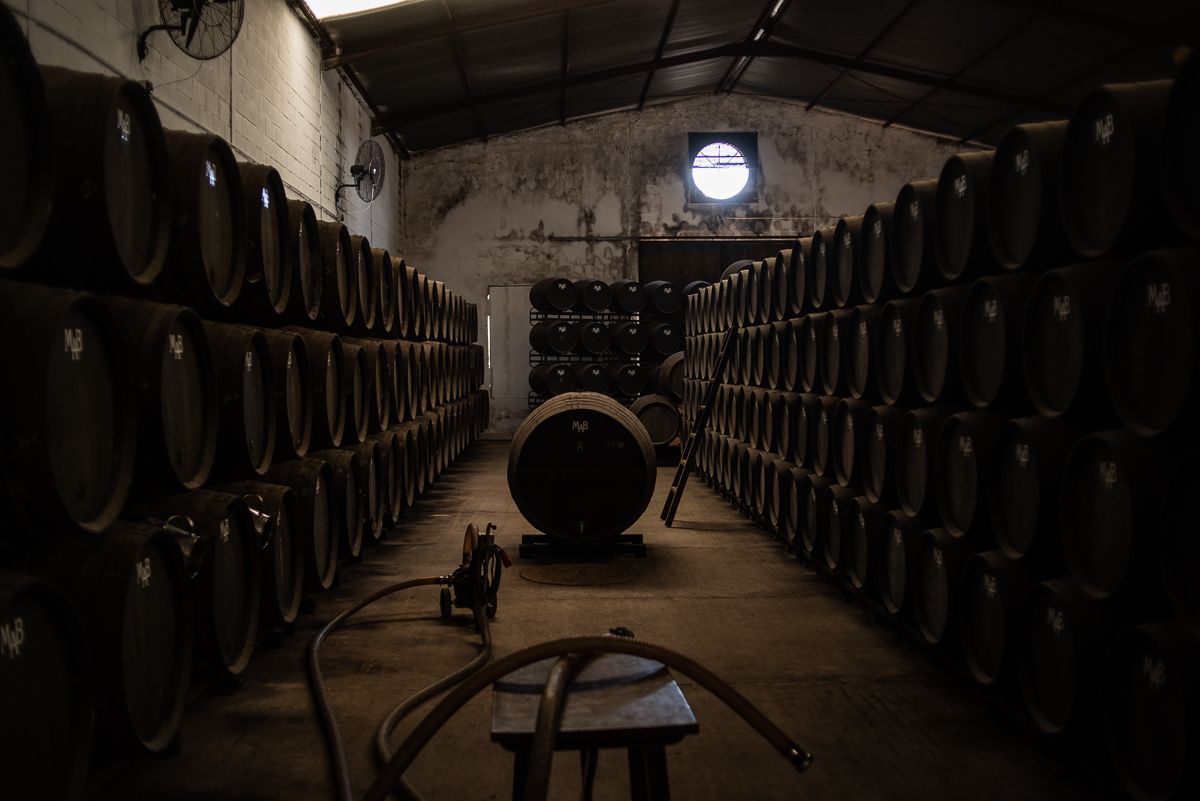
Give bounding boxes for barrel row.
[0,391,487,795]
[530,318,683,357]
[0,48,479,346]
[531,277,709,317]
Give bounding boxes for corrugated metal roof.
[314,0,1199,154]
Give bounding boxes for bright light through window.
[305,0,415,19]
[691,141,750,201]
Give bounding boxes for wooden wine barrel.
[821,310,851,396]
[508,393,655,541]
[604,362,645,398]
[259,330,312,460]
[380,341,404,424]
[315,221,356,331]
[103,297,217,493]
[806,229,832,311]
[36,67,169,287]
[234,163,290,320]
[991,415,1081,562]
[530,363,576,396]
[796,314,817,392]
[377,250,396,337]
[863,405,903,505]
[860,201,894,304]
[309,449,364,560]
[846,305,880,401]
[764,457,790,533]
[656,352,685,400]
[760,390,785,457]
[798,473,835,561]
[159,130,245,312]
[282,200,322,324]
[349,235,377,335]
[0,571,91,798]
[1102,623,1200,801]
[913,285,970,404]
[573,320,610,356]
[877,298,918,405]
[988,121,1069,270]
[914,528,967,646]
[345,338,389,433]
[647,321,682,356]
[1020,578,1108,734]
[779,466,807,547]
[880,510,925,619]
[896,406,953,518]
[570,278,611,312]
[643,280,682,315]
[831,216,862,308]
[1061,80,1175,258]
[348,441,385,545]
[935,410,1006,538]
[754,260,776,324]
[0,4,53,270]
[775,247,802,317]
[738,265,760,327]
[204,322,276,477]
[631,395,679,446]
[847,497,888,596]
[137,492,261,676]
[960,274,1036,409]
[530,319,577,355]
[393,424,419,509]
[342,343,371,444]
[832,398,871,489]
[1164,51,1200,239]
[1161,455,1200,630]
[0,284,135,534]
[1061,430,1168,601]
[1105,247,1200,435]
[793,393,819,469]
[960,550,1030,686]
[263,458,338,592]
[530,277,577,312]
[213,481,303,629]
[891,180,938,295]
[286,328,345,449]
[1023,261,1121,417]
[612,320,649,355]
[822,485,862,574]
[934,151,995,281]
[811,396,839,478]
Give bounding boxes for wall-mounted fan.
[138,1,245,62]
[336,139,386,208]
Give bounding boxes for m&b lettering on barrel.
[1145,282,1171,315]
[570,419,589,434]
[1099,460,1118,491]
[954,174,968,199]
[872,219,882,238]
[0,616,25,659]
[1046,607,1064,636]
[136,556,153,589]
[168,333,185,360]
[1143,655,1166,690]
[205,160,218,187]
[1053,295,1071,322]
[64,327,84,361]
[1094,113,1115,146]
[117,108,132,143]
[1015,442,1030,468]
[1014,149,1030,177]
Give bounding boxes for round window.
[691,141,750,200]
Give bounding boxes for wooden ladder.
[660,326,737,527]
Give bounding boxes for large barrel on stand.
[49,524,191,750]
[508,393,655,542]
[0,4,53,270]
[0,571,91,798]
[103,297,217,495]
[0,283,136,534]
[159,130,246,313]
[35,67,169,287]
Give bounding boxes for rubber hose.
[524,654,593,801]
[307,576,442,801]
[363,636,814,801]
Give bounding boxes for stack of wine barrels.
[0,9,489,792]
[684,59,1200,801]
[528,276,703,448]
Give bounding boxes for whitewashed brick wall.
[11,0,401,255]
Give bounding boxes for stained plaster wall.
[398,93,965,428]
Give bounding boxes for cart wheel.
[439,588,452,620]
[486,594,498,619]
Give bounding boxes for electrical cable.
[363,635,814,801]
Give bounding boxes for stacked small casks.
[0,8,488,797]
[529,276,703,448]
[684,59,1200,801]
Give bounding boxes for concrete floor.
[95,441,1097,801]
